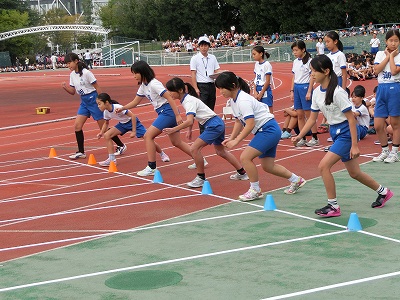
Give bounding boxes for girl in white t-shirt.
[164,77,248,188]
[215,71,306,201]
[96,93,169,167]
[252,46,274,112]
[62,53,125,160]
[316,37,325,55]
[292,54,392,218]
[116,61,194,177]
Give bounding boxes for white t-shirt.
[229,90,274,134]
[374,51,400,83]
[370,38,380,48]
[254,60,273,91]
[316,42,325,54]
[311,85,352,125]
[326,50,347,77]
[292,57,312,84]
[181,94,216,125]
[103,103,131,124]
[137,78,168,109]
[69,68,97,95]
[352,104,370,128]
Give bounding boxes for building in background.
[27,0,109,25]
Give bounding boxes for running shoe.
[160,152,170,162]
[99,158,117,167]
[187,176,205,188]
[324,146,331,152]
[383,152,399,163]
[295,139,306,147]
[137,166,156,176]
[371,189,393,208]
[188,158,208,169]
[229,172,249,180]
[238,188,263,201]
[114,144,127,156]
[305,137,319,147]
[281,131,292,139]
[284,177,306,194]
[327,137,333,142]
[315,204,341,217]
[372,150,390,162]
[69,152,86,160]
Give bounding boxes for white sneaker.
[238,188,263,201]
[384,151,399,163]
[327,137,333,142]
[137,166,156,176]
[188,158,208,169]
[160,152,170,162]
[295,139,306,147]
[305,137,319,147]
[69,152,86,160]
[230,172,249,180]
[372,150,390,162]
[187,175,205,188]
[114,144,127,156]
[99,158,117,167]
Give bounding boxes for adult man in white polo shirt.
[190,36,220,133]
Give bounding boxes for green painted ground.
[0,162,399,299]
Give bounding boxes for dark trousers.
[197,82,216,133]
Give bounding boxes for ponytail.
[215,71,250,93]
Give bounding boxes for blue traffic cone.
[264,194,277,211]
[201,180,213,194]
[153,169,163,183]
[347,212,362,231]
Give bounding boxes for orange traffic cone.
[88,154,97,165]
[108,161,118,172]
[49,148,57,158]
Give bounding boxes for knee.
[348,169,361,180]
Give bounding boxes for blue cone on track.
[201,180,213,195]
[153,169,163,183]
[264,194,277,211]
[347,212,362,231]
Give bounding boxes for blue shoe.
[281,131,292,139]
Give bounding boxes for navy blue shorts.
[293,83,312,111]
[152,103,178,130]
[256,85,273,108]
[198,116,225,145]
[329,121,360,162]
[77,91,103,121]
[115,118,146,137]
[249,119,281,158]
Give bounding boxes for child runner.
[96,93,170,166]
[116,60,194,176]
[372,29,400,163]
[252,46,274,112]
[215,71,306,201]
[325,31,347,90]
[62,53,125,160]
[164,77,248,188]
[292,54,393,217]
[290,40,319,147]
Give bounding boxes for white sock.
[250,181,260,192]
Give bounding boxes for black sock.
[312,133,318,139]
[282,128,287,132]
[148,161,156,169]
[287,128,292,133]
[237,168,246,175]
[112,135,124,147]
[197,173,205,180]
[75,130,84,153]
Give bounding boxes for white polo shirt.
[190,52,220,83]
